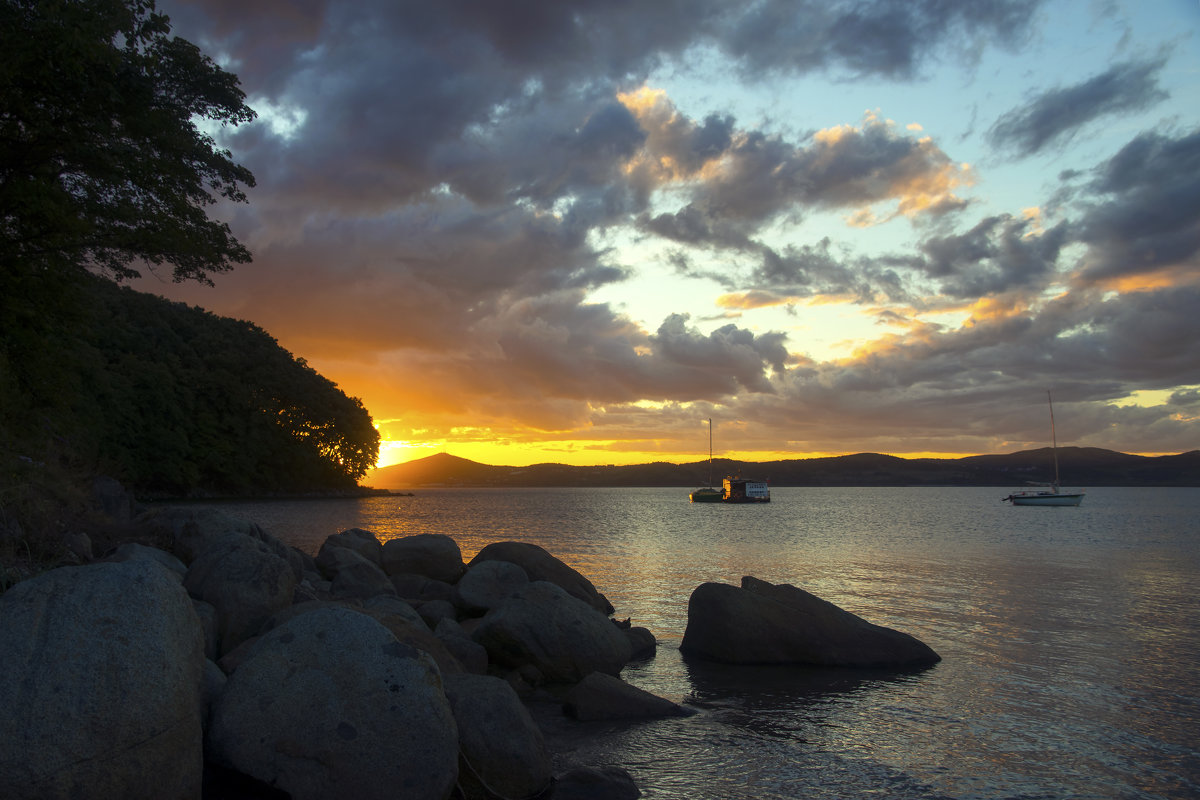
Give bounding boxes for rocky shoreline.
[0,502,939,799]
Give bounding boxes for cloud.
[987,56,1170,158]
[634,109,973,293]
[1073,128,1200,284]
[721,0,1041,79]
[145,0,1198,460]
[915,213,1069,297]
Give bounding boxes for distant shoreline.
[365,447,1200,491]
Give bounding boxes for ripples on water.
[180,487,1200,799]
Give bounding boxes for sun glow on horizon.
[369,436,1042,471]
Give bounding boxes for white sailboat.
[1003,391,1086,506]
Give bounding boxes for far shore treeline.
[370,450,1200,490]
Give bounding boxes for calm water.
[179,487,1200,799]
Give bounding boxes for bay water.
[184,486,1200,799]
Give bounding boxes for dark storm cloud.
[1074,128,1200,282]
[987,57,1169,158]
[916,214,1069,297]
[722,0,1040,79]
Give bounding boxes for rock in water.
[206,606,459,800]
[443,673,551,799]
[471,581,632,683]
[0,560,205,799]
[563,671,687,721]
[680,576,941,668]
[552,765,642,799]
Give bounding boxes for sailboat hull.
[689,488,723,502]
[1006,491,1084,506]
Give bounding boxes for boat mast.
[707,418,713,488]
[1047,390,1061,490]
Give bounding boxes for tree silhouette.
[0,0,256,286]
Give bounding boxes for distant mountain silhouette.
[366,448,1200,490]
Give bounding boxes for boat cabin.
[722,477,770,503]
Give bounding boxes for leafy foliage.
[0,0,255,285]
[3,276,380,496]
[0,1,378,505]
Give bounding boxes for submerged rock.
[563,671,688,721]
[680,576,940,668]
[552,765,642,800]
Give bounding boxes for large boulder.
[563,671,687,721]
[245,526,312,583]
[0,560,205,799]
[469,541,613,614]
[472,581,632,683]
[680,576,941,667]
[316,528,384,570]
[207,606,459,800]
[443,673,551,800]
[435,618,489,674]
[391,572,455,602]
[382,533,465,583]
[453,559,528,614]
[140,506,262,565]
[625,626,657,661]
[183,533,298,656]
[104,542,187,579]
[141,507,309,582]
[322,547,396,600]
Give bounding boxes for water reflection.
[163,487,1200,799]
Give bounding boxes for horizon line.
[369,445,1193,472]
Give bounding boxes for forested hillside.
[1,274,379,497]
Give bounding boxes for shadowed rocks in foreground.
[680,576,941,668]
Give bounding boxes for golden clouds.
[716,290,796,310]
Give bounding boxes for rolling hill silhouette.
[366,448,1200,490]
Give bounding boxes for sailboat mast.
[1048,390,1061,488]
[707,418,713,487]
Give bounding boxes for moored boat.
[689,487,724,502]
[1003,391,1085,506]
[722,476,770,503]
[690,418,723,502]
[1001,486,1084,506]
[689,419,772,503]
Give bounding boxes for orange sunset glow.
[137,0,1198,471]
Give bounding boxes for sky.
[141,0,1200,468]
